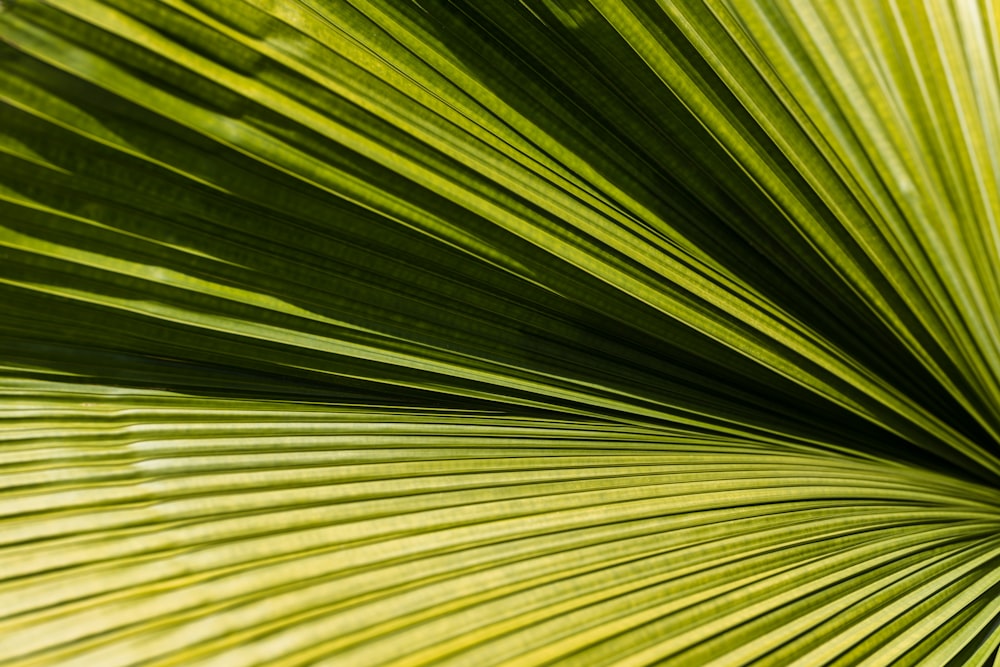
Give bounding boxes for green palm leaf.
[2,0,999,664]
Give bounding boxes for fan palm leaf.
[1,0,999,664]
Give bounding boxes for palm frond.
[1,0,999,664]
